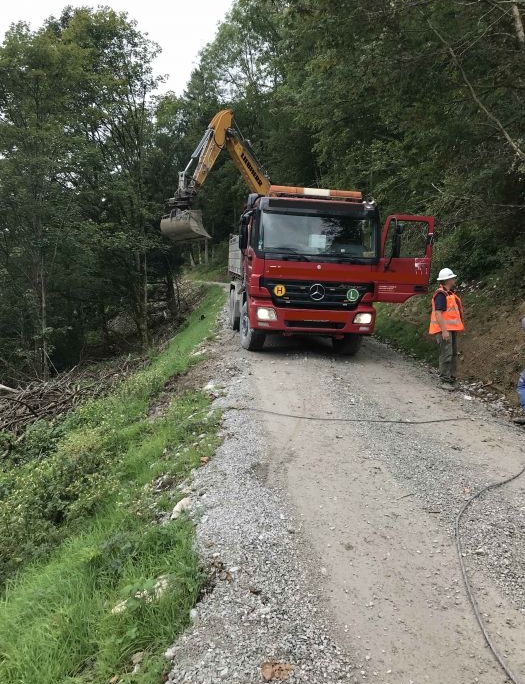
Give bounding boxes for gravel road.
[167,312,525,684]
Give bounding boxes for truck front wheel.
[332,334,362,356]
[240,301,265,351]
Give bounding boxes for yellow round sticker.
[273,284,286,297]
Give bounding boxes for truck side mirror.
[239,225,248,250]
[238,212,251,250]
[391,221,405,258]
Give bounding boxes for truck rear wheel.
[229,288,240,331]
[332,334,362,356]
[240,301,265,351]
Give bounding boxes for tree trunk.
[32,212,49,381]
[166,270,178,318]
[134,251,150,348]
[40,252,49,380]
[204,239,209,265]
[99,302,111,351]
[512,3,525,46]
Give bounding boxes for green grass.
[184,241,229,283]
[0,286,226,684]
[374,301,437,366]
[185,262,229,283]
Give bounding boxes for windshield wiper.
[265,248,311,262]
[321,255,371,264]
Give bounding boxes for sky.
[0,0,233,94]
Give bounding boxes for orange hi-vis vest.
[429,287,464,334]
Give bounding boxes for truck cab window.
[261,211,379,260]
[384,220,428,258]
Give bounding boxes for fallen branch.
[0,396,39,418]
[0,355,149,437]
[0,384,17,394]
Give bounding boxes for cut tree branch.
[0,384,17,394]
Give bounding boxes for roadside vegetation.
[185,241,230,284]
[0,287,225,684]
[376,279,525,404]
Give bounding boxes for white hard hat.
[437,267,457,281]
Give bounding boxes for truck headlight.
[257,307,277,321]
[353,312,373,324]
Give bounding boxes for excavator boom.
[160,109,270,243]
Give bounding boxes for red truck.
[161,110,434,354]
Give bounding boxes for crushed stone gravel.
[166,363,356,682]
[165,311,525,683]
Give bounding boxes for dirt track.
[169,319,525,683]
[253,334,525,683]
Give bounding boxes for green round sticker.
[347,288,360,302]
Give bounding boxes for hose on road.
[227,404,525,683]
[228,405,470,425]
[455,462,525,684]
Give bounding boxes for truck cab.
[229,188,434,354]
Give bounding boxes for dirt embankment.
[377,291,525,408]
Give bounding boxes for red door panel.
[376,215,434,303]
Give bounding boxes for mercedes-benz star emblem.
[309,283,325,301]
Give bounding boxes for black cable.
[228,402,525,681]
[455,463,525,684]
[227,405,469,425]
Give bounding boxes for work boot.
[513,414,525,426]
[440,382,455,391]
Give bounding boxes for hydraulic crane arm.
[169,109,271,211]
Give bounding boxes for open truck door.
[376,215,435,303]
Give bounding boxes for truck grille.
[261,279,373,310]
[284,320,345,329]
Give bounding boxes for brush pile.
[0,357,147,437]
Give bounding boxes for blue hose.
[518,369,525,409]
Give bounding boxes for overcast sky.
[0,0,233,94]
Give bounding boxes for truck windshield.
[259,210,378,260]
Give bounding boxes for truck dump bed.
[229,234,242,279]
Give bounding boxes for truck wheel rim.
[242,312,249,337]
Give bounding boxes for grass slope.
[0,286,225,684]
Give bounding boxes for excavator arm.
[161,109,270,243]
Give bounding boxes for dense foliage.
[0,8,184,381]
[186,0,525,287]
[178,0,525,284]
[1,0,524,380]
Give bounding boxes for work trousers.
[434,331,458,382]
[518,370,525,409]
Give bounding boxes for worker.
[513,316,525,425]
[428,268,465,389]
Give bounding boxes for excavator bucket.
[160,209,211,243]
